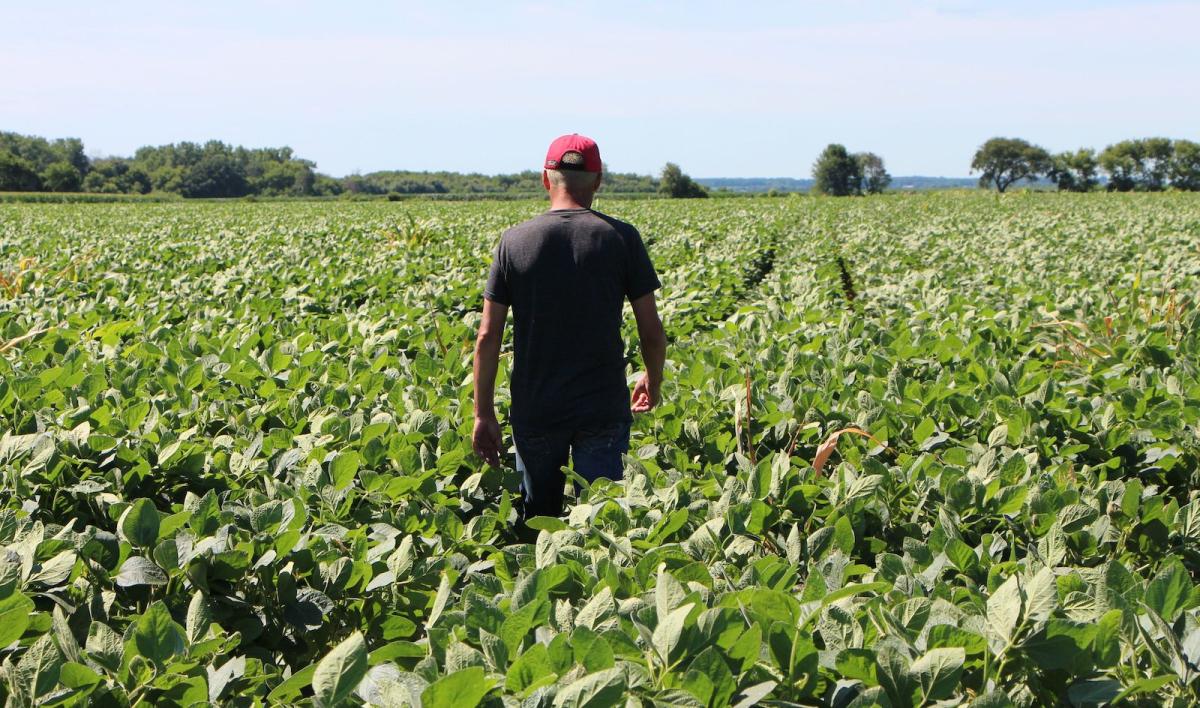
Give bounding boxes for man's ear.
[593,173,603,191]
[542,170,551,192]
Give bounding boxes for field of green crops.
[1,193,1198,707]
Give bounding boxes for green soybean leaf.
[330,450,361,491]
[29,550,76,587]
[832,515,855,555]
[207,656,245,703]
[927,625,987,655]
[15,633,63,700]
[1145,561,1190,621]
[505,643,554,694]
[656,565,689,619]
[512,565,569,609]
[85,621,124,672]
[685,646,736,707]
[575,586,615,631]
[552,667,627,708]
[571,629,614,673]
[1067,678,1120,706]
[910,647,964,702]
[1023,566,1057,622]
[119,498,161,548]
[1024,619,1096,673]
[422,666,494,708]
[876,644,916,707]
[914,417,936,444]
[652,603,693,664]
[731,681,777,708]
[728,622,762,673]
[59,661,101,688]
[987,574,1022,647]
[368,641,426,665]
[313,631,368,708]
[524,516,570,532]
[1110,675,1178,704]
[186,590,212,643]
[266,663,316,704]
[115,556,168,587]
[0,590,33,647]
[835,648,878,684]
[52,605,82,664]
[821,581,891,607]
[133,600,187,667]
[426,572,453,630]
[500,598,544,655]
[1092,609,1123,667]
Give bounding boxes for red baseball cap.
[544,134,602,173]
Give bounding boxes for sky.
[2,1,1198,178]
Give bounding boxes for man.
[472,133,667,528]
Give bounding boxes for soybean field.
[1,193,1199,707]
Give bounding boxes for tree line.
[5,129,1195,199]
[0,131,659,198]
[807,137,1200,197]
[971,137,1200,193]
[0,132,334,197]
[345,168,656,196]
[666,145,894,199]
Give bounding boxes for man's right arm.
[473,298,508,466]
[630,292,666,413]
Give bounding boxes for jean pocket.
[574,419,631,454]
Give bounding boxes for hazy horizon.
[3,1,1198,179]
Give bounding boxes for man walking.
[472,133,667,529]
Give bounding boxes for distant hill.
[696,176,988,193]
[696,176,1065,193]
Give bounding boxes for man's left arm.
[473,298,508,466]
[630,292,666,413]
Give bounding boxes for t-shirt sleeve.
[483,239,511,305]
[624,227,661,301]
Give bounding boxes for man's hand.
[630,293,665,414]
[473,415,503,467]
[631,373,660,413]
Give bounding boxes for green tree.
[970,138,1050,192]
[41,161,83,192]
[0,151,42,191]
[150,165,186,193]
[1099,138,1174,192]
[1046,149,1099,192]
[1169,139,1200,191]
[83,159,151,194]
[182,154,249,198]
[658,163,708,198]
[0,133,90,179]
[812,144,863,196]
[1098,142,1139,192]
[312,174,343,196]
[1138,137,1174,190]
[82,170,114,193]
[855,152,891,194]
[54,138,89,175]
[250,161,313,196]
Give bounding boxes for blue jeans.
[513,419,631,520]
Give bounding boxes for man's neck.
[548,193,593,211]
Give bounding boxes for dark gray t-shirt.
[484,208,660,431]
